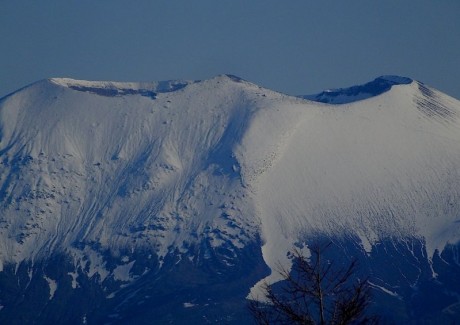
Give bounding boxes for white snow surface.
[67,271,79,289]
[113,260,136,282]
[1,75,460,293]
[368,281,401,299]
[44,276,57,300]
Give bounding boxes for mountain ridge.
[1,74,423,104]
[301,75,413,104]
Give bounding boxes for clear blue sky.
[1,0,460,99]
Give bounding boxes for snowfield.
[0,75,460,322]
[1,74,460,272]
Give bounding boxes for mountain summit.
[0,75,459,323]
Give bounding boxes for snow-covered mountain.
[0,75,459,324]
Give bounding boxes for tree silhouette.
[249,242,377,324]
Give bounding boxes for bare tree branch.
[248,242,378,325]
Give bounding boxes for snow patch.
[67,271,79,289]
[44,276,57,300]
[113,261,136,282]
[70,248,110,283]
[369,281,401,299]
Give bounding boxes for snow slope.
[0,74,460,299]
[246,80,460,292]
[0,75,265,271]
